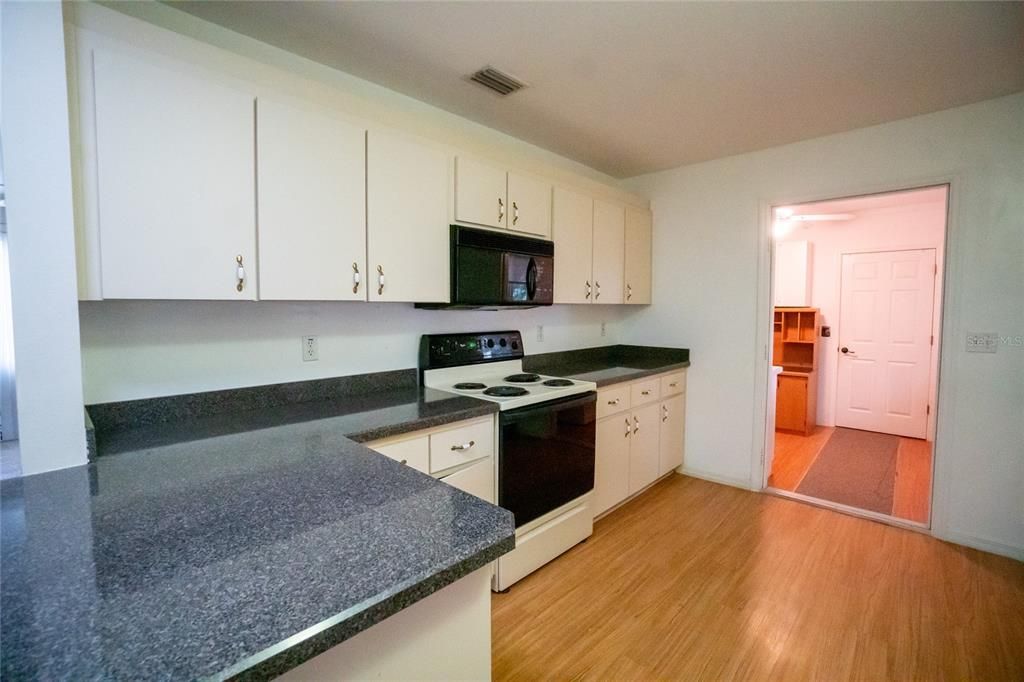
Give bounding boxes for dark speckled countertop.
[1,373,512,680]
[524,344,690,387]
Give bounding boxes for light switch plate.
[965,332,998,353]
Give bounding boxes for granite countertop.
[2,376,513,680]
[524,344,690,387]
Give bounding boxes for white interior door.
[836,249,936,438]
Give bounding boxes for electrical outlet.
[600,321,607,337]
[302,335,319,362]
[536,325,544,343]
[965,332,998,353]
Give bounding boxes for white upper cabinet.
[91,48,257,299]
[257,97,366,301]
[624,206,653,305]
[591,200,626,304]
[552,187,594,304]
[367,129,451,303]
[507,171,552,238]
[454,156,507,230]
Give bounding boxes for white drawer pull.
[608,398,621,405]
[450,440,476,451]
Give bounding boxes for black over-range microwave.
[418,225,554,309]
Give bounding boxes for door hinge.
[927,404,931,415]
[930,334,934,346]
[934,264,938,275]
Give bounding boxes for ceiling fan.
[773,207,854,237]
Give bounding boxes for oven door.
[498,392,596,528]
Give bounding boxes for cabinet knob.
[624,417,631,437]
[498,197,504,223]
[235,255,245,292]
[608,397,620,405]
[352,262,361,294]
[626,283,632,301]
[669,382,678,388]
[451,440,475,451]
[512,200,519,225]
[399,459,408,466]
[633,415,640,435]
[594,281,601,300]
[641,390,651,396]
[662,405,669,422]
[377,265,385,295]
[585,280,592,299]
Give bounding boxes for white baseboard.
[932,529,1024,562]
[680,466,756,491]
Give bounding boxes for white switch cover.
[536,325,544,343]
[965,332,998,353]
[302,335,319,361]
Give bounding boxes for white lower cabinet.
[366,416,496,503]
[593,370,687,517]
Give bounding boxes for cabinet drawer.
[660,371,686,397]
[630,378,660,406]
[597,385,631,419]
[440,457,494,503]
[370,436,430,474]
[429,418,494,473]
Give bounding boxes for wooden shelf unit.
[773,307,819,436]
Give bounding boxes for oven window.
[498,396,596,527]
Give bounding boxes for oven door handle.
[499,391,597,423]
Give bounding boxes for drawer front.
[440,457,494,503]
[630,378,661,406]
[597,384,631,419]
[429,418,494,473]
[370,436,430,474]
[660,371,686,397]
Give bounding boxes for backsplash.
[79,300,642,403]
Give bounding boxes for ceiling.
[166,1,1024,178]
[783,185,949,217]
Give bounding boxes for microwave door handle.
[526,257,538,300]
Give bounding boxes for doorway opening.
[763,185,948,527]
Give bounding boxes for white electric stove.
[419,331,598,592]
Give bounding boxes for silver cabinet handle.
[451,440,475,451]
[624,417,631,438]
[641,390,651,396]
[352,262,361,294]
[594,281,601,300]
[377,265,385,295]
[512,200,519,225]
[626,283,632,301]
[662,405,669,423]
[633,415,640,435]
[608,397,621,405]
[399,458,408,465]
[498,197,504,223]
[235,255,245,292]
[585,280,592,299]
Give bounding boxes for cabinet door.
[775,374,808,432]
[592,200,625,304]
[658,394,686,475]
[628,403,661,494]
[594,415,632,516]
[552,187,594,304]
[624,206,652,305]
[257,98,365,300]
[507,171,551,238]
[440,458,495,504]
[367,130,451,302]
[454,156,507,229]
[92,49,256,299]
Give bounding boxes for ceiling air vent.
[468,66,527,96]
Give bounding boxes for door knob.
[841,347,855,355]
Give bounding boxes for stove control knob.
[499,338,507,347]
[486,338,495,348]
[511,339,519,350]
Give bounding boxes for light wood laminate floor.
[492,475,1024,681]
[769,427,932,523]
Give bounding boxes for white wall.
[80,301,638,403]
[1,1,87,474]
[776,193,947,434]
[624,92,1024,560]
